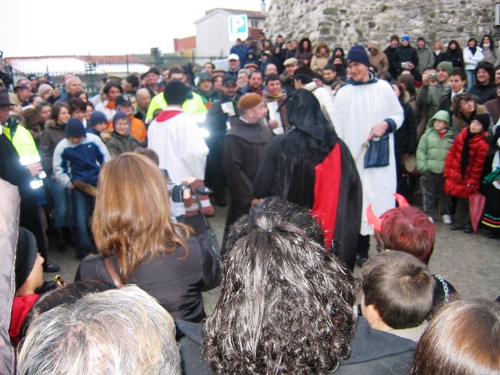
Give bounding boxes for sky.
[1,0,264,57]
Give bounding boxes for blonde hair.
[92,153,190,279]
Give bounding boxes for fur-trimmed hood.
[314,42,331,58]
[452,104,488,133]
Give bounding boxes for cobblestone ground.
[47,191,500,315]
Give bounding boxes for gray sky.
[2,0,264,57]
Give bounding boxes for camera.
[168,182,190,203]
[428,72,437,80]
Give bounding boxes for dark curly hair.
[203,196,356,374]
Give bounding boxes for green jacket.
[416,82,450,121]
[416,110,454,174]
[146,90,207,123]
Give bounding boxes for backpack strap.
[104,257,124,288]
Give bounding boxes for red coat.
[443,129,489,198]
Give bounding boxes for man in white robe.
[148,80,208,182]
[331,45,404,267]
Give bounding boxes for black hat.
[472,113,490,132]
[115,93,132,108]
[163,80,188,105]
[15,228,38,290]
[0,88,16,107]
[145,67,160,76]
[65,118,86,138]
[14,83,30,92]
[197,72,211,83]
[346,45,370,67]
[222,75,237,87]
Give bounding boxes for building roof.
[174,36,197,52]
[5,55,151,76]
[194,7,265,24]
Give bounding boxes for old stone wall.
[265,0,499,50]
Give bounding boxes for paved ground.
[46,190,500,314]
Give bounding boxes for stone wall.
[264,0,499,50]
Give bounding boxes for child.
[106,111,140,157]
[444,113,490,233]
[361,251,435,342]
[53,118,110,259]
[86,110,111,142]
[416,110,454,223]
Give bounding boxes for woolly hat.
[15,227,38,290]
[37,84,53,98]
[90,111,108,128]
[346,45,370,67]
[222,75,237,87]
[65,118,86,138]
[197,72,212,83]
[163,79,188,105]
[112,111,130,131]
[472,113,490,132]
[436,61,453,75]
[402,35,410,42]
[238,93,263,110]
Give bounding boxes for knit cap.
[436,61,453,75]
[15,228,38,290]
[472,113,490,132]
[346,45,370,67]
[112,111,130,132]
[402,35,410,42]
[90,111,108,128]
[37,84,53,98]
[65,118,86,138]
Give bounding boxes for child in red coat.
[444,113,490,233]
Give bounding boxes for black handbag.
[364,133,390,168]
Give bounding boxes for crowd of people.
[1,31,499,374]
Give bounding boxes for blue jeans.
[466,70,475,91]
[45,177,74,228]
[71,188,95,259]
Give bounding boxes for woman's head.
[92,153,188,279]
[453,92,477,118]
[298,37,312,52]
[397,74,416,97]
[391,81,407,105]
[411,299,500,375]
[475,61,495,87]
[480,34,494,51]
[103,82,123,101]
[468,37,477,48]
[51,102,71,125]
[446,40,462,54]
[433,41,443,52]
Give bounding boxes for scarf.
[460,129,477,179]
[106,100,116,110]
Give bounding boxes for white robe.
[148,106,208,182]
[332,78,404,235]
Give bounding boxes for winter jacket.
[39,120,66,175]
[106,115,147,142]
[310,42,331,71]
[417,47,435,73]
[53,134,110,188]
[443,128,489,198]
[106,132,140,157]
[295,50,313,67]
[416,82,451,121]
[146,90,207,123]
[394,102,417,155]
[417,110,453,174]
[368,43,389,73]
[463,47,484,71]
[468,84,497,104]
[442,50,464,69]
[394,44,419,76]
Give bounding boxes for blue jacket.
[53,134,110,188]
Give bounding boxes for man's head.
[367,196,436,264]
[401,35,410,47]
[144,67,160,88]
[28,74,39,92]
[222,76,237,97]
[293,67,314,89]
[264,74,282,96]
[390,34,400,48]
[15,81,31,102]
[346,45,371,82]
[115,93,134,115]
[449,68,467,93]
[436,61,452,84]
[248,71,263,90]
[17,285,180,375]
[237,93,267,122]
[202,197,355,374]
[168,67,185,82]
[417,37,425,49]
[323,64,337,83]
[228,53,240,72]
[135,88,151,110]
[368,42,380,55]
[65,77,82,96]
[264,63,278,76]
[0,89,16,123]
[161,68,170,83]
[197,72,213,92]
[361,251,435,331]
[203,62,215,75]
[163,79,188,106]
[122,75,139,93]
[283,58,299,77]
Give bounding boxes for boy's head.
[163,79,188,106]
[470,113,489,134]
[112,111,130,135]
[15,228,44,293]
[90,111,108,134]
[361,251,435,331]
[432,110,450,132]
[69,98,87,121]
[65,118,86,145]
